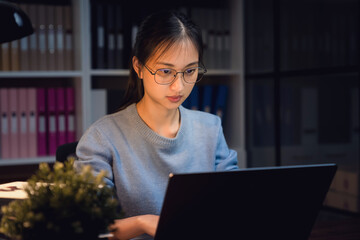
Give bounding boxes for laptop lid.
[154,163,337,240]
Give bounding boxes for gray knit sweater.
[75,103,238,223]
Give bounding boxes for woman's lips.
[167,95,182,103]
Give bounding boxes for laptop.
[154,163,337,240]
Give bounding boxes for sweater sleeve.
[75,126,115,187]
[214,124,239,171]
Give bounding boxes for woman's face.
[135,39,199,111]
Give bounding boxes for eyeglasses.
[144,65,207,85]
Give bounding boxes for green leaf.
[1,158,123,240]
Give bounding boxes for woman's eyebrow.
[185,61,200,67]
[156,61,199,68]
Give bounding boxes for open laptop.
[154,163,337,240]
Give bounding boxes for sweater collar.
[127,104,186,148]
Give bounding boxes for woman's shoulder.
[180,106,221,126]
[89,104,136,130]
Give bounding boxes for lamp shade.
[0,1,34,44]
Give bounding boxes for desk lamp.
[0,0,34,43]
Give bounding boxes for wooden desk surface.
[309,218,360,240]
[1,204,360,240]
[1,219,360,240]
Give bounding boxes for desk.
[1,219,360,240]
[1,193,360,240]
[309,218,360,240]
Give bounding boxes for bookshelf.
[244,0,359,212]
[0,0,246,169]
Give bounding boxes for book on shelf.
[191,7,231,70]
[0,40,21,71]
[65,87,76,143]
[351,88,359,144]
[280,84,301,146]
[27,4,38,71]
[0,3,74,71]
[89,2,233,70]
[46,5,56,71]
[92,2,105,69]
[10,40,20,71]
[91,89,107,124]
[277,0,358,71]
[115,4,124,69]
[92,1,126,69]
[37,88,47,156]
[183,85,199,110]
[214,85,229,121]
[222,8,231,69]
[0,89,10,159]
[301,87,318,146]
[0,87,77,160]
[47,88,57,155]
[0,48,1,71]
[190,85,199,110]
[0,90,3,158]
[18,88,29,158]
[107,89,125,114]
[106,3,116,69]
[131,25,138,50]
[37,4,48,71]
[18,4,30,71]
[9,89,19,159]
[90,88,128,123]
[182,85,229,122]
[64,4,74,70]
[55,5,65,70]
[1,42,10,71]
[201,85,214,113]
[244,0,274,74]
[27,88,37,158]
[251,83,275,147]
[56,88,67,147]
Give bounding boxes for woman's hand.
[136,214,159,236]
[109,214,159,240]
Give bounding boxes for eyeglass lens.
[155,67,205,84]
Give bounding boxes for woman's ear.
[132,56,143,79]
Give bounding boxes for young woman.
[75,10,238,240]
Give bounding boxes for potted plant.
[0,158,121,240]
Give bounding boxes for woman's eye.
[158,69,173,75]
[185,68,196,74]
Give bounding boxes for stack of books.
[0,3,74,71]
[0,87,76,159]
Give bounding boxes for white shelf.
[0,157,55,166]
[91,69,130,76]
[206,69,242,76]
[0,71,83,78]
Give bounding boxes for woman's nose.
[170,73,185,91]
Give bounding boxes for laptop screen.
[154,163,337,240]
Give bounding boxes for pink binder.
[18,88,28,158]
[0,89,11,159]
[9,88,19,159]
[65,87,76,143]
[37,88,47,156]
[47,88,57,155]
[27,88,37,158]
[56,88,66,147]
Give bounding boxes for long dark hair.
[118,10,204,110]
